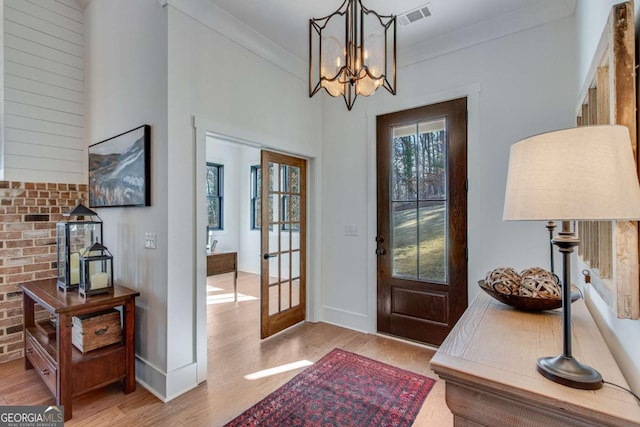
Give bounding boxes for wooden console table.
[21,279,139,421]
[430,291,640,426]
[207,251,238,301]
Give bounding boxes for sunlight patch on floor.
[207,285,224,292]
[207,293,258,305]
[244,360,314,380]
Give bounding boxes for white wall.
[3,0,85,183]
[320,17,577,332]
[83,0,323,401]
[238,145,261,274]
[206,137,241,254]
[84,0,170,400]
[165,0,323,399]
[575,0,640,395]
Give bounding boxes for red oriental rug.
[224,348,435,427]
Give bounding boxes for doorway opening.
[203,136,308,345]
[205,137,261,312]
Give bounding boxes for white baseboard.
[321,305,370,333]
[135,355,200,402]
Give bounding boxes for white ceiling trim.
[80,0,576,84]
[401,0,576,68]
[163,0,307,81]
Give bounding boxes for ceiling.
[206,0,576,63]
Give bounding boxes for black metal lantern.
[79,242,113,297]
[56,203,103,291]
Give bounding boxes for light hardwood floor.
[0,272,452,426]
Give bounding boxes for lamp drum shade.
[503,125,640,221]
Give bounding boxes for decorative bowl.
[478,280,580,312]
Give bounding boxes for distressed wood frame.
[576,1,639,319]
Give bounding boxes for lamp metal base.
[536,355,603,390]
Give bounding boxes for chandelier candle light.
[309,0,396,110]
[503,125,640,389]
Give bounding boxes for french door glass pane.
[391,119,448,283]
[269,162,279,191]
[281,230,290,251]
[291,196,300,223]
[269,285,279,315]
[281,195,289,223]
[254,198,261,229]
[291,166,300,193]
[280,165,289,192]
[268,257,279,285]
[292,279,300,306]
[269,194,277,226]
[280,282,290,311]
[291,251,300,279]
[281,252,290,280]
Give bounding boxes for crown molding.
[163,0,306,81]
[399,0,576,68]
[86,0,576,81]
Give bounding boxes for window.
[206,163,223,230]
[250,165,261,229]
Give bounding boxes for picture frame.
[89,125,151,208]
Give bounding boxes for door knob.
[263,253,278,259]
[375,248,387,256]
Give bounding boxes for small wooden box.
[72,309,122,353]
[36,318,57,340]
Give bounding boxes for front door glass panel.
[391,119,448,283]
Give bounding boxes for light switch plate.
[345,224,359,236]
[145,232,156,249]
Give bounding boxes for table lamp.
[503,125,640,389]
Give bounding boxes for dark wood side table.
[20,278,139,421]
[207,251,238,301]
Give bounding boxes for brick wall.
[0,181,87,363]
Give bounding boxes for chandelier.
[309,0,396,110]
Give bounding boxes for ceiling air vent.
[398,3,432,26]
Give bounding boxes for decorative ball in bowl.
[479,267,580,312]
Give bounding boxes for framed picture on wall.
[88,124,151,208]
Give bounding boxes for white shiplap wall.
[3,0,84,183]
